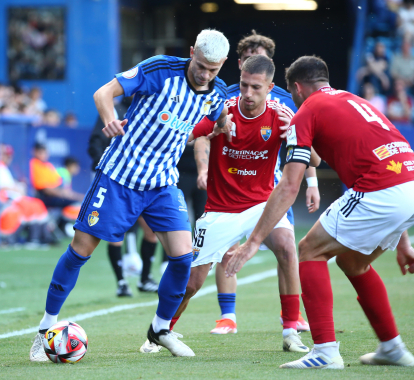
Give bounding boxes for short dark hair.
[236,30,275,59]
[241,55,275,80]
[64,156,79,167]
[33,142,46,151]
[285,56,329,86]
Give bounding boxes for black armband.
[285,145,311,167]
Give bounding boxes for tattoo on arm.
[216,115,227,129]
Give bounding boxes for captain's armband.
[285,145,311,166]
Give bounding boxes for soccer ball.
[43,321,88,363]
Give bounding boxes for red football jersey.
[286,87,414,192]
[192,97,294,212]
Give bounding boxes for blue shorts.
[286,207,294,225]
[74,171,191,242]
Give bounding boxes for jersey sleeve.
[285,104,313,166]
[206,78,227,121]
[115,56,166,97]
[192,117,215,139]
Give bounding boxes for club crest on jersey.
[122,67,138,79]
[203,101,213,115]
[261,126,271,141]
[88,211,100,227]
[157,111,195,133]
[192,248,200,262]
[286,147,294,162]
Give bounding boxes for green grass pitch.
[0,226,413,379]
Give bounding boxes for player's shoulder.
[266,99,295,117]
[213,76,227,99]
[226,83,240,99]
[270,85,292,101]
[139,55,188,75]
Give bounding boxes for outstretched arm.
[225,162,307,277]
[93,78,127,138]
[194,137,210,190]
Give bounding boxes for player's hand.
[225,240,260,277]
[207,114,233,142]
[306,186,320,213]
[102,119,128,138]
[397,245,414,275]
[197,169,208,190]
[277,109,292,139]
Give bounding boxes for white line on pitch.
[0,307,25,315]
[0,269,277,340]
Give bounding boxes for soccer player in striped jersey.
[29,29,232,361]
[193,32,319,337]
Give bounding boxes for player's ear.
[238,59,242,70]
[190,46,195,58]
[268,82,275,94]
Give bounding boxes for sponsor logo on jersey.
[122,67,138,79]
[192,248,200,262]
[223,147,268,160]
[386,160,402,174]
[228,167,257,176]
[203,100,213,115]
[286,124,297,146]
[373,142,413,160]
[261,126,272,141]
[171,95,180,103]
[157,111,195,133]
[404,160,414,171]
[88,211,100,227]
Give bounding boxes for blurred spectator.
[57,157,80,188]
[397,0,414,43]
[42,109,61,127]
[362,82,387,113]
[357,40,391,93]
[63,112,79,128]
[28,87,47,113]
[30,143,83,208]
[386,78,413,123]
[390,38,414,88]
[0,144,54,247]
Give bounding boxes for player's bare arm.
[93,78,127,138]
[194,137,210,190]
[187,111,233,143]
[225,162,306,277]
[305,166,320,213]
[396,231,414,275]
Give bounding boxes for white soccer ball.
[43,321,88,363]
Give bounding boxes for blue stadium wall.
[0,0,120,127]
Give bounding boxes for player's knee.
[298,237,315,262]
[185,281,200,299]
[274,245,296,268]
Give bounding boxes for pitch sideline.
[0,269,277,340]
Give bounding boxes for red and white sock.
[300,261,336,344]
[347,266,399,342]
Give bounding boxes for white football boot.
[360,342,414,366]
[283,331,309,353]
[147,325,194,357]
[280,346,344,369]
[29,331,49,362]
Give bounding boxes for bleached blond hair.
[194,29,230,63]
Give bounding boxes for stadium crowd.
[358,0,414,125]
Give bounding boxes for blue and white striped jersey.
[226,83,297,184]
[97,55,227,191]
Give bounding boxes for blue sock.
[156,253,192,320]
[45,245,90,315]
[218,293,236,315]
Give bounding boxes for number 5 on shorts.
[93,187,107,208]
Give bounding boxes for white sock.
[380,335,402,352]
[282,328,296,338]
[39,311,58,331]
[152,314,171,333]
[314,341,340,359]
[221,313,236,323]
